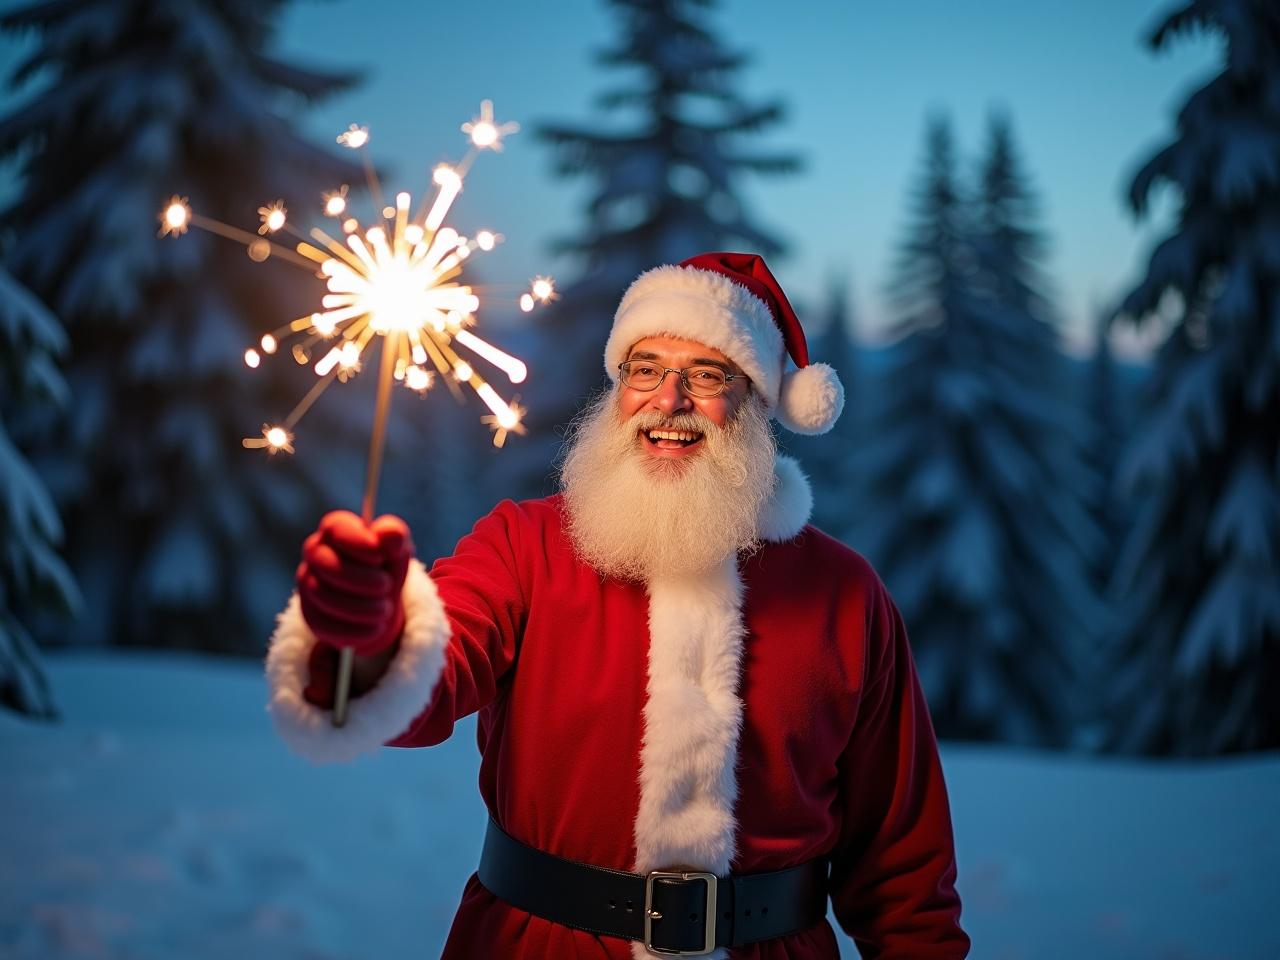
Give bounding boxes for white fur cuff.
[265,560,450,764]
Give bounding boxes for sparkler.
[163,102,552,726]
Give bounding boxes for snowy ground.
[2,653,1277,960]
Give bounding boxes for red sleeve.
[386,500,529,748]
[828,580,970,958]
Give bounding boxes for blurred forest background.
[1,0,1277,757]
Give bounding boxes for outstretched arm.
[266,502,529,763]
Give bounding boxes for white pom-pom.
[774,362,844,435]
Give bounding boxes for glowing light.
[531,276,556,302]
[337,124,369,148]
[258,200,286,234]
[323,187,348,217]
[159,196,191,237]
[519,294,535,312]
[169,107,541,463]
[455,329,527,383]
[426,165,463,232]
[462,100,520,151]
[242,424,295,455]
[315,346,342,376]
[478,391,526,448]
[433,165,462,190]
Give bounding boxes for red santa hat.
[603,251,844,434]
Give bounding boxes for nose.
[649,369,694,415]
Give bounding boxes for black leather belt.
[477,818,828,956]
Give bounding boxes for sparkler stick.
[332,330,401,726]
[160,103,554,728]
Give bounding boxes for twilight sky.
[2,0,1220,353]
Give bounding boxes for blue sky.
[2,0,1221,353]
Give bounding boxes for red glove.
[297,510,414,654]
[297,511,414,708]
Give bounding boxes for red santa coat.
[267,456,968,959]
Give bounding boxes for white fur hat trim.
[605,264,785,409]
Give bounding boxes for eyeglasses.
[617,360,742,398]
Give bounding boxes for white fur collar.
[634,555,744,959]
[630,455,811,957]
[757,454,812,543]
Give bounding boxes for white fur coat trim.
[758,454,812,543]
[265,559,449,764]
[630,456,810,957]
[633,555,745,960]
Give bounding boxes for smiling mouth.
[642,427,705,450]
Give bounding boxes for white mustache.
[628,409,718,435]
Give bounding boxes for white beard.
[560,390,778,581]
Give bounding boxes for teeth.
[647,429,702,442]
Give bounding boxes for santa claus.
[266,252,970,958]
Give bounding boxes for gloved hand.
[297,511,414,708]
[297,510,414,656]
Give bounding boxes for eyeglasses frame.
[616,360,744,399]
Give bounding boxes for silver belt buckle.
[644,870,718,956]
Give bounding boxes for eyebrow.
[627,350,735,373]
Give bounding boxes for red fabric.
[381,497,968,958]
[679,252,811,368]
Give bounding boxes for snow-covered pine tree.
[0,266,77,718]
[0,0,363,652]
[1109,0,1280,754]
[785,275,863,536]
[514,0,800,497]
[1076,310,1128,749]
[859,113,1095,746]
[858,115,995,739]
[971,112,1102,744]
[1086,314,1126,582]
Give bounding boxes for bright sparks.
[258,201,287,234]
[462,100,520,151]
[166,103,546,452]
[242,424,294,455]
[159,196,191,237]
[481,398,527,448]
[405,366,433,392]
[531,276,556,303]
[323,186,349,217]
[337,124,369,148]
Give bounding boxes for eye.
[631,363,660,377]
[689,366,725,383]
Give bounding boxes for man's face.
[617,335,750,465]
